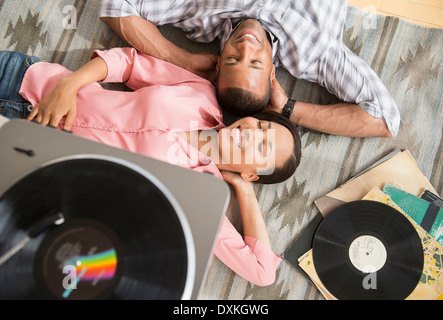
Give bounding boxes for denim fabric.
[0,51,40,119]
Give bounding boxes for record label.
[34,219,122,300]
[348,235,387,273]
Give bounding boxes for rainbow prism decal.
[62,249,118,298]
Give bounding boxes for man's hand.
[187,52,219,83]
[265,76,288,113]
[27,77,78,131]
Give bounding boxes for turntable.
[0,119,230,300]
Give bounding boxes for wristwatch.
[282,99,296,119]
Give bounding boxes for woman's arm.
[215,171,281,286]
[222,171,271,248]
[27,57,108,131]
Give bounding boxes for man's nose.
[235,40,256,56]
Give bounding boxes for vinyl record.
[0,156,194,300]
[312,200,424,300]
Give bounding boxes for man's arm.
[290,101,392,138]
[100,16,219,82]
[266,76,393,138]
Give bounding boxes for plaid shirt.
[100,0,400,135]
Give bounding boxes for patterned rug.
[0,0,441,300]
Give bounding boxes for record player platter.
[0,155,196,300]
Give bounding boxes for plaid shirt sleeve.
[303,40,401,136]
[99,0,196,24]
[99,0,140,17]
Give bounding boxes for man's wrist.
[282,99,296,119]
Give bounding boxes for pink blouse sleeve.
[213,216,282,287]
[90,47,210,91]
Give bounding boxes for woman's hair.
[251,110,302,184]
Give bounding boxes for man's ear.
[215,58,221,77]
[240,172,259,182]
[212,58,221,86]
[270,64,276,80]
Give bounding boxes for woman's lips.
[230,126,251,149]
[231,127,242,148]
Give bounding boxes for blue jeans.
[0,51,40,119]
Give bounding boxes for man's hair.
[252,111,302,184]
[215,79,271,117]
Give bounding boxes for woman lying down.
[0,48,301,287]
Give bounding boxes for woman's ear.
[240,172,259,182]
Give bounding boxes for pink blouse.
[20,47,281,286]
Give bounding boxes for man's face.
[217,19,274,100]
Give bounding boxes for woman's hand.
[27,56,108,132]
[220,170,253,191]
[27,77,78,131]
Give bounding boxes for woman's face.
[216,117,294,179]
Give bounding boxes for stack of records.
[284,150,443,300]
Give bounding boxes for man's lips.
[237,31,260,43]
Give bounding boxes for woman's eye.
[259,142,272,157]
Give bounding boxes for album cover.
[314,150,437,217]
[421,190,443,209]
[383,184,443,246]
